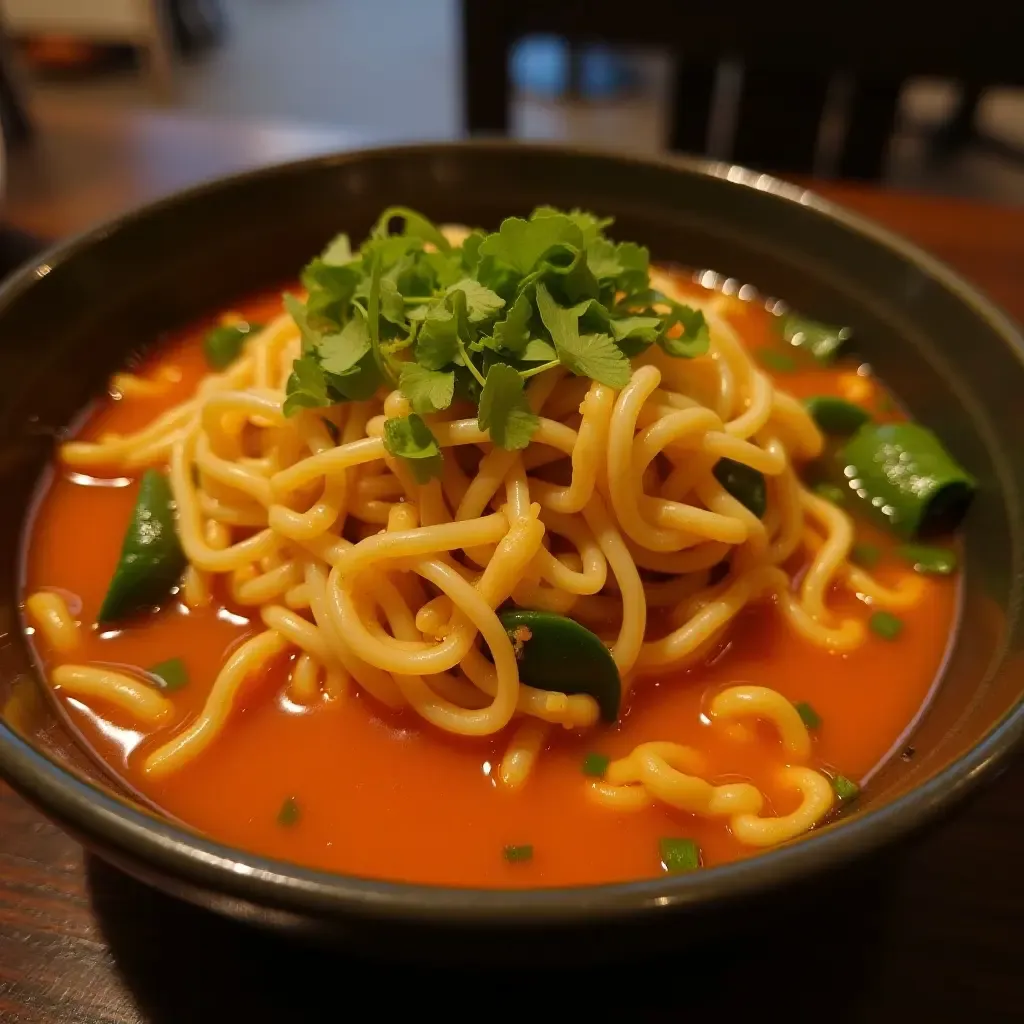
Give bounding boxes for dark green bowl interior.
[0,143,1022,932]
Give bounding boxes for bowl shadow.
[85,849,903,1022]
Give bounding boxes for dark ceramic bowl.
[1,143,1022,955]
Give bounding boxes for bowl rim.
[2,139,1023,925]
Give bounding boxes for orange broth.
[21,280,959,888]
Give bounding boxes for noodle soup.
[21,209,967,887]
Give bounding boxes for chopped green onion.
[758,350,797,373]
[659,837,701,874]
[805,395,871,435]
[148,657,189,692]
[850,542,881,569]
[779,312,851,364]
[503,844,533,863]
[896,544,957,576]
[277,796,301,826]
[869,610,903,640]
[813,482,847,506]
[832,775,860,801]
[582,752,611,777]
[794,701,822,730]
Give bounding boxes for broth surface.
[22,279,958,888]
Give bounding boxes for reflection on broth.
[21,209,966,887]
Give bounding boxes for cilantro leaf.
[521,337,557,362]
[477,363,539,451]
[416,301,461,369]
[372,206,452,255]
[378,277,407,325]
[536,283,631,388]
[659,304,711,358]
[586,238,626,282]
[365,253,397,386]
[321,233,353,265]
[284,292,319,353]
[382,413,443,483]
[326,350,383,401]
[399,363,455,414]
[478,214,584,275]
[613,242,650,295]
[447,278,505,323]
[460,230,485,271]
[609,315,661,344]
[491,291,533,354]
[534,206,613,246]
[318,312,370,376]
[283,356,330,416]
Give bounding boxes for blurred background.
[0,0,1022,244]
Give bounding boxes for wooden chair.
[461,2,1024,180]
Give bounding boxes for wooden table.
[2,110,1023,1022]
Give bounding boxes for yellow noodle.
[25,591,80,654]
[53,664,172,724]
[144,630,292,776]
[730,767,834,847]
[499,719,551,789]
[49,251,930,847]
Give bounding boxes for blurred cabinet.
[0,0,172,95]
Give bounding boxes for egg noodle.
[28,239,926,851]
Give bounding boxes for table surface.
[1,108,1024,1023]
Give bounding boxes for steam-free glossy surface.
[23,282,958,888]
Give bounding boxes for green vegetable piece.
[277,796,301,826]
[657,305,710,359]
[148,657,189,693]
[478,363,539,450]
[850,542,880,569]
[758,350,796,373]
[381,413,443,484]
[398,362,455,414]
[535,283,631,389]
[794,701,821,730]
[498,609,621,723]
[713,459,767,518]
[203,321,261,370]
[659,837,701,873]
[814,482,847,506]
[322,417,340,444]
[98,470,186,623]
[869,610,903,641]
[840,423,976,538]
[896,544,957,576]
[831,775,860,802]
[779,312,851,364]
[582,752,610,778]
[805,395,871,435]
[503,844,533,863]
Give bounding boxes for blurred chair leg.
[461,0,512,134]
[0,19,32,147]
[929,82,982,157]
[144,0,176,101]
[668,59,716,155]
[732,66,830,174]
[839,76,902,180]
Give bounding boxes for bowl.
[1,142,1022,955]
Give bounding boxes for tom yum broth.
[22,208,970,888]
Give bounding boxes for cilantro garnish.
[282,206,710,482]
